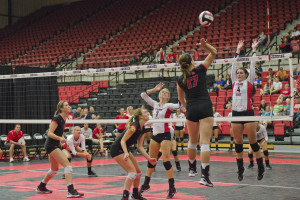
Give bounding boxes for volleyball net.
[0,53,295,136]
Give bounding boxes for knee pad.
[172,150,178,157]
[250,143,260,152]
[47,169,58,177]
[147,140,150,144]
[263,150,269,156]
[248,153,254,158]
[64,165,73,174]
[163,161,172,171]
[136,172,142,179]
[235,144,243,153]
[148,161,156,168]
[176,138,179,142]
[201,144,210,152]
[87,158,93,163]
[188,142,197,149]
[230,137,234,141]
[127,172,137,180]
[215,138,219,142]
[67,158,71,163]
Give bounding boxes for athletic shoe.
[200,175,214,187]
[62,174,65,179]
[176,165,181,172]
[121,197,128,200]
[36,185,53,194]
[23,157,30,162]
[67,189,84,198]
[266,164,272,169]
[237,167,245,181]
[9,158,14,163]
[88,171,98,177]
[189,169,197,177]
[248,163,254,169]
[140,184,150,193]
[131,193,147,200]
[166,187,176,199]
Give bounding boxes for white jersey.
[145,115,152,129]
[126,113,133,118]
[66,134,86,156]
[173,113,185,127]
[213,112,222,126]
[169,123,174,138]
[228,112,232,117]
[256,124,268,141]
[81,128,92,139]
[141,92,181,136]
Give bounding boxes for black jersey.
[45,114,65,148]
[111,121,145,150]
[177,64,211,107]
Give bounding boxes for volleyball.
[199,11,214,26]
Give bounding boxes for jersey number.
[187,75,198,89]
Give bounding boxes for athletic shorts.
[118,129,125,133]
[186,102,213,122]
[231,110,255,124]
[213,126,219,130]
[257,138,265,144]
[152,132,171,144]
[45,145,60,154]
[175,126,184,131]
[144,128,152,133]
[110,144,124,158]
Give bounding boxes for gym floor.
[0,150,299,200]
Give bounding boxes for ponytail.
[126,108,143,129]
[54,101,66,116]
[179,53,194,84]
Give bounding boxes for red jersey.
[281,89,291,96]
[194,51,200,61]
[6,130,24,143]
[92,128,104,139]
[160,52,164,60]
[65,113,74,127]
[115,115,129,129]
[167,53,177,63]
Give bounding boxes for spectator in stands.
[65,112,74,133]
[295,83,300,93]
[276,67,288,81]
[126,106,134,118]
[5,124,30,163]
[254,73,262,88]
[280,36,292,53]
[258,100,267,116]
[246,63,250,73]
[267,68,274,80]
[260,79,272,95]
[92,123,108,154]
[272,99,284,116]
[156,48,165,64]
[214,75,225,92]
[290,28,300,40]
[193,48,200,61]
[280,84,291,99]
[115,108,129,138]
[261,106,272,128]
[270,76,282,94]
[255,63,263,76]
[224,74,232,89]
[81,108,92,120]
[73,107,82,119]
[293,63,300,75]
[257,31,267,51]
[89,106,100,120]
[224,95,232,109]
[81,123,93,153]
[283,98,291,115]
[166,50,177,63]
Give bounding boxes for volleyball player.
[212,106,222,151]
[173,108,185,151]
[231,40,265,181]
[110,108,156,200]
[140,83,181,198]
[144,110,153,153]
[248,123,272,169]
[177,38,217,186]
[61,126,97,179]
[36,101,83,198]
[115,108,130,138]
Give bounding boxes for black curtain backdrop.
[0,66,58,136]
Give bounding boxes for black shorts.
[231,110,255,124]
[118,129,125,133]
[213,126,219,130]
[45,145,60,154]
[110,144,124,158]
[175,126,184,131]
[186,102,213,122]
[152,132,171,144]
[144,128,152,133]
[257,138,265,144]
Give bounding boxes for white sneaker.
[9,158,14,163]
[23,157,30,162]
[189,169,197,177]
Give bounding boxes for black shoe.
[140,184,150,193]
[266,164,272,169]
[248,164,254,169]
[200,175,214,187]
[238,167,245,181]
[36,185,53,194]
[88,171,98,177]
[166,187,176,199]
[62,174,65,179]
[257,166,265,180]
[67,189,84,198]
[176,165,181,172]
[131,193,147,200]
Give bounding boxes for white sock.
[42,179,46,184]
[201,163,209,169]
[188,159,195,164]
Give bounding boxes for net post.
[289,57,294,117]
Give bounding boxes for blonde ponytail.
[179,53,194,84]
[54,101,66,116]
[126,108,143,129]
